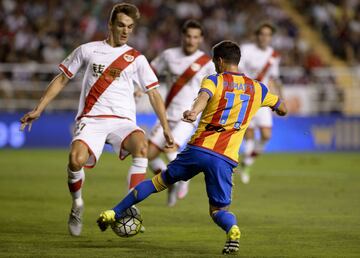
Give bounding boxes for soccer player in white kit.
[148,20,216,206]
[20,3,174,236]
[235,23,282,184]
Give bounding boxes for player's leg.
[257,126,272,155]
[148,138,179,207]
[211,205,241,254]
[122,130,149,190]
[235,109,262,184]
[147,142,165,174]
[67,140,89,236]
[163,146,180,207]
[148,120,183,206]
[68,140,89,205]
[97,147,201,230]
[170,120,196,200]
[254,107,273,157]
[147,121,167,175]
[68,118,107,236]
[203,156,240,254]
[236,127,255,184]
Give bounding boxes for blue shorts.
[162,146,235,207]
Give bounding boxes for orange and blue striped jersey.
[188,71,280,165]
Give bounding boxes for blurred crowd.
[0,0,353,114]
[293,0,360,65]
[1,0,310,67]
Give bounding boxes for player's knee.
[261,129,272,141]
[209,205,229,219]
[134,140,148,157]
[68,151,87,170]
[245,129,255,139]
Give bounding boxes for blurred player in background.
[236,23,282,184]
[148,20,215,206]
[20,3,173,236]
[97,40,287,254]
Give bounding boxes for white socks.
[128,157,148,190]
[67,167,85,206]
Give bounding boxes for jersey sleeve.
[59,45,84,79]
[134,55,159,92]
[150,51,167,75]
[260,82,280,108]
[199,74,218,99]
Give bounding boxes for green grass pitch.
[0,150,359,257]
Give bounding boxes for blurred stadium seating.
[0,0,359,150]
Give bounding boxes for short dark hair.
[255,22,276,35]
[109,3,140,24]
[212,40,241,65]
[181,19,204,35]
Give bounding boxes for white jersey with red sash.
[238,43,280,85]
[151,47,215,121]
[59,40,159,122]
[238,43,281,129]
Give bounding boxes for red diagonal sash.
[80,48,141,117]
[165,54,211,108]
[255,50,279,82]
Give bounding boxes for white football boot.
[68,198,84,236]
[167,183,178,207]
[177,180,189,199]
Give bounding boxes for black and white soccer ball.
[111,206,143,237]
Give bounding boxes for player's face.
[256,27,273,49]
[109,13,135,46]
[182,28,203,55]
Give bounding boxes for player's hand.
[163,128,175,149]
[182,110,197,123]
[20,110,41,131]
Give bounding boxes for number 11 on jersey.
[219,92,250,129]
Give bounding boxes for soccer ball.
[111,206,143,237]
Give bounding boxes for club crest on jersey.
[191,63,201,72]
[124,54,134,62]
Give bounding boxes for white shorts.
[72,117,144,168]
[248,107,273,129]
[149,120,196,150]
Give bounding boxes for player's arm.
[182,91,210,122]
[272,101,287,116]
[260,82,287,116]
[183,75,216,122]
[147,89,174,147]
[20,73,69,131]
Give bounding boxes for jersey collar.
[223,71,244,76]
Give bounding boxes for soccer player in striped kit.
[148,20,215,206]
[97,40,287,254]
[236,23,283,184]
[20,3,173,236]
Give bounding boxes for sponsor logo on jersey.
[109,67,122,79]
[124,54,135,62]
[92,63,106,77]
[93,50,110,54]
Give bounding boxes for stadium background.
[0,1,359,257]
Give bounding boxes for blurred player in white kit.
[147,20,216,206]
[20,3,173,236]
[236,23,282,184]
